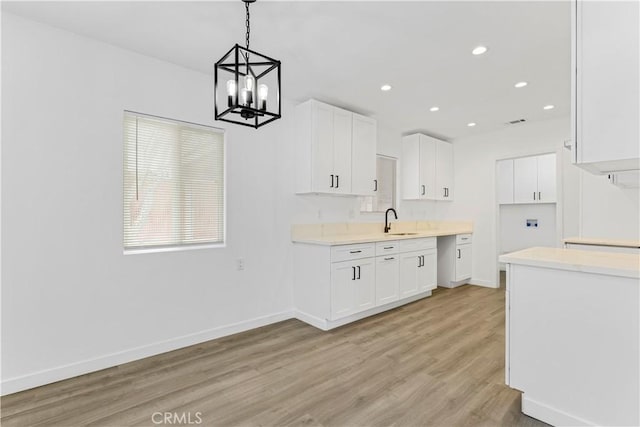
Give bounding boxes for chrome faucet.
[384,208,398,233]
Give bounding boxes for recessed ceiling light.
[514,81,528,88]
[472,46,488,55]
[380,84,392,91]
[543,104,555,110]
[430,106,440,112]
[467,122,477,127]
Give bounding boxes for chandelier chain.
[245,1,250,51]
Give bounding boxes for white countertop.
[564,236,640,249]
[292,223,473,246]
[499,247,640,279]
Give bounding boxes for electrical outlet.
[236,258,245,271]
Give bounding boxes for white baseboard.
[522,394,595,426]
[1,310,294,396]
[294,310,329,331]
[295,291,433,331]
[467,278,498,288]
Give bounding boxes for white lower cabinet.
[399,249,438,298]
[330,258,375,320]
[437,234,473,288]
[293,237,441,330]
[455,244,472,282]
[375,255,399,305]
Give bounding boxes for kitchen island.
[500,247,640,426]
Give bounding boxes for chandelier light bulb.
[226,79,237,107]
[244,75,255,91]
[258,84,268,111]
[242,75,254,106]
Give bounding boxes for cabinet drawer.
[398,237,436,252]
[331,243,375,263]
[376,241,399,256]
[456,234,472,245]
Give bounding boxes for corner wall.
[1,13,294,394]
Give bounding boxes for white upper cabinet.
[512,153,556,204]
[497,159,515,204]
[435,140,453,200]
[536,153,557,203]
[332,108,353,194]
[402,133,453,201]
[514,156,539,204]
[572,0,639,173]
[351,113,377,196]
[295,99,376,195]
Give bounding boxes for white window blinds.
[123,112,225,250]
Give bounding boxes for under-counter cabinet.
[571,0,639,173]
[331,258,375,319]
[293,238,437,330]
[295,99,377,195]
[437,234,472,288]
[401,133,453,201]
[375,241,400,305]
[398,238,437,297]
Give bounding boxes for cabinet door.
[355,259,376,312]
[536,153,556,203]
[401,135,421,200]
[399,251,420,298]
[436,141,454,201]
[376,255,399,305]
[311,102,335,193]
[351,114,377,196]
[513,156,538,204]
[455,244,472,282]
[330,260,357,320]
[419,136,437,200]
[497,159,514,204]
[577,1,639,167]
[418,249,437,292]
[332,107,353,194]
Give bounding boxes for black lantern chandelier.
[214,0,281,129]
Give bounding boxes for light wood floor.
[1,284,547,427]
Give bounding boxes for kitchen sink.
[389,232,419,236]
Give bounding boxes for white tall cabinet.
[572,0,639,173]
[401,133,453,201]
[295,99,377,195]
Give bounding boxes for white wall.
[1,13,294,394]
[445,118,640,287]
[499,204,557,254]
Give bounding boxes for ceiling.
[2,1,571,140]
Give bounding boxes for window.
[360,155,397,213]
[123,112,225,251]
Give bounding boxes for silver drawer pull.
[350,250,362,254]
[384,257,395,261]
[460,237,468,240]
[383,246,394,249]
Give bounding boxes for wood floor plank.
[1,284,548,427]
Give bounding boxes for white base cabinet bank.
[294,238,437,330]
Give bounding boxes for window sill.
[123,242,226,255]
